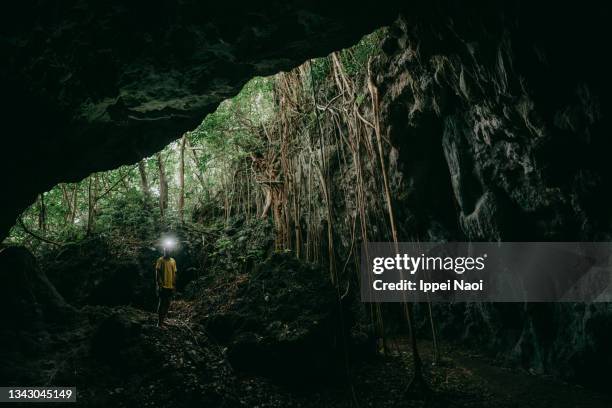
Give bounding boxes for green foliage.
[206,216,273,275]
[96,190,158,239]
[187,75,275,201]
[310,58,332,85]
[309,28,385,91]
[191,76,273,153]
[339,28,385,78]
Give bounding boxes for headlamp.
[162,236,177,250]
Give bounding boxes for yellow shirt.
[156,257,177,289]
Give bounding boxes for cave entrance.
[3,26,447,403]
[4,29,396,270]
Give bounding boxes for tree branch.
[16,217,64,246]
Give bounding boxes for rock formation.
[372,2,612,388]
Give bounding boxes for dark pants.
[157,288,174,323]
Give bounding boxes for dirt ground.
[77,301,611,408]
[8,299,610,408]
[377,337,612,408]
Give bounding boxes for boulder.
[45,237,157,309]
[0,246,72,329]
[0,246,76,385]
[194,253,349,382]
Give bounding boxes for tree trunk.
[38,193,46,232]
[260,185,272,219]
[86,175,98,235]
[178,135,187,223]
[60,184,73,223]
[70,185,78,224]
[156,152,168,218]
[187,138,207,192]
[138,160,151,205]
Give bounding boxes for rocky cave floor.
[8,299,611,408]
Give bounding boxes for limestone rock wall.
[373,2,612,388]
